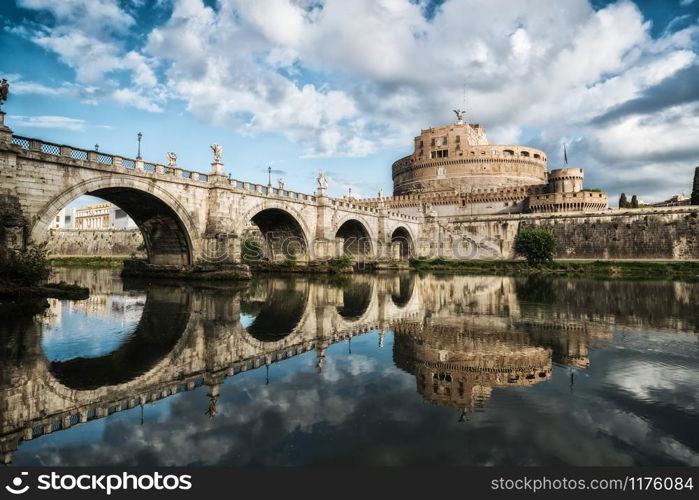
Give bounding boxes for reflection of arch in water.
[240,280,309,342]
[336,280,373,321]
[47,286,191,390]
[390,273,416,308]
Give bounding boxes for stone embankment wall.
[45,229,145,257]
[526,209,699,260]
[431,207,699,260]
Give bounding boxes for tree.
[619,193,628,208]
[692,167,699,206]
[514,227,556,266]
[631,194,639,208]
[0,244,51,286]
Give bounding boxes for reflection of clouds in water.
[12,338,699,466]
[605,331,699,412]
[609,360,699,409]
[41,297,145,362]
[8,272,699,466]
[239,312,255,329]
[319,354,378,382]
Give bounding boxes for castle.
[359,111,609,216]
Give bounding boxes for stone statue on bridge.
[210,143,223,164]
[453,109,465,124]
[0,79,8,108]
[317,171,328,190]
[277,178,285,190]
[166,152,177,168]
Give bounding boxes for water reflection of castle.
[2,272,697,464]
[393,321,553,412]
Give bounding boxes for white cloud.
[10,115,86,131]
[113,88,163,113]
[11,0,699,196]
[14,0,162,112]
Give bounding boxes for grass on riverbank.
[49,256,130,268]
[0,280,89,300]
[46,255,699,280]
[409,258,699,280]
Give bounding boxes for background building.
[50,203,137,230]
[357,113,608,217]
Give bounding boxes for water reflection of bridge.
[0,273,423,464]
[2,273,698,464]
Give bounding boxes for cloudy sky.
[1,0,698,204]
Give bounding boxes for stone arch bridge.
[0,120,421,266]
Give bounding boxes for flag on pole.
[563,144,568,166]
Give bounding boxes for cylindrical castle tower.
[392,120,548,196]
[547,168,584,193]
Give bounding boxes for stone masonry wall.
[45,229,145,257]
[526,210,699,260]
[431,207,699,260]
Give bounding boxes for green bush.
[514,228,556,266]
[328,254,352,268]
[0,244,51,286]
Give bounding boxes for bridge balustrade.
[9,135,421,218]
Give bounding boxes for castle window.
[503,149,514,156]
[455,135,461,143]
[521,151,530,157]
[534,154,540,159]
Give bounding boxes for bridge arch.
[239,203,311,263]
[30,176,198,266]
[390,225,415,259]
[334,216,375,259]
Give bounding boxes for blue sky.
[1,0,698,206]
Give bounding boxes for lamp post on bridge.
[136,132,142,160]
[267,165,272,187]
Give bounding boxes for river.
[1,268,697,466]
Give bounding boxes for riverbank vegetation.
[409,258,699,280]
[48,256,129,267]
[0,245,89,299]
[0,245,50,286]
[29,251,699,282]
[513,227,556,266]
